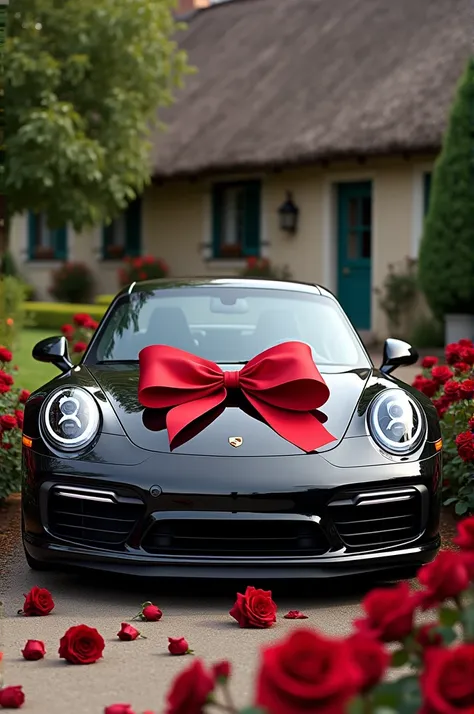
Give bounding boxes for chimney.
[175,0,210,14]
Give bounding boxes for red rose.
[61,324,74,336]
[421,356,438,369]
[73,313,91,327]
[141,603,162,621]
[229,586,277,628]
[347,633,389,693]
[431,366,453,384]
[459,379,474,399]
[460,346,474,365]
[0,686,25,708]
[415,624,443,650]
[86,319,99,330]
[15,410,24,430]
[256,628,361,714]
[354,582,420,642]
[454,516,474,550]
[0,415,17,431]
[284,611,308,619]
[0,371,13,385]
[117,623,141,641]
[417,550,470,609]
[459,338,473,347]
[58,624,105,664]
[18,390,30,404]
[73,341,88,354]
[21,639,46,660]
[454,362,471,374]
[168,637,192,655]
[421,644,474,714]
[0,346,13,363]
[443,380,460,400]
[0,384,11,394]
[212,661,231,681]
[412,376,439,398]
[104,706,135,714]
[1,442,13,450]
[455,431,474,462]
[445,343,462,365]
[21,586,55,616]
[165,659,215,714]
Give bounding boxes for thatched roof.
[151,0,472,178]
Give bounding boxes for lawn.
[15,328,60,393]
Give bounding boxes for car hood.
[87,364,373,456]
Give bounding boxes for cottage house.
[10,0,472,339]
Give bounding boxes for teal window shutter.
[125,197,142,257]
[28,213,37,260]
[243,181,261,256]
[54,226,67,260]
[212,185,224,258]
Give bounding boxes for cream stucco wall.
[9,156,434,339]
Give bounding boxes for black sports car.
[21,278,442,579]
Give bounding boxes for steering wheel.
[262,339,326,364]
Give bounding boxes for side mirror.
[380,338,419,375]
[32,336,73,373]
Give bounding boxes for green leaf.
[239,708,268,714]
[347,697,366,714]
[461,605,474,642]
[372,682,401,709]
[398,677,422,714]
[455,501,469,515]
[433,625,458,646]
[391,649,409,667]
[439,606,460,627]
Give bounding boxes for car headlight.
[368,389,425,455]
[40,387,100,452]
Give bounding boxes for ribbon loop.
[138,342,336,453]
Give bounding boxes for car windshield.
[89,286,369,369]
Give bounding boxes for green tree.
[418,57,474,318]
[3,0,190,240]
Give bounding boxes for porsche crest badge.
[228,436,243,448]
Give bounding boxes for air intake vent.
[329,488,423,551]
[48,487,144,549]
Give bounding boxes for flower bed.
[0,346,29,501]
[412,339,474,516]
[61,313,99,363]
[1,517,474,713]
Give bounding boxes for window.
[423,172,432,215]
[212,181,261,258]
[102,198,142,260]
[89,286,368,368]
[28,214,67,261]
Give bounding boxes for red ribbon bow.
[138,341,336,452]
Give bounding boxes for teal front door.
[337,181,372,330]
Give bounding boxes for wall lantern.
[278,191,299,235]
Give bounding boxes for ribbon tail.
[166,391,226,450]
[245,395,336,452]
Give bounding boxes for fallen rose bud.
[21,640,46,661]
[18,586,55,617]
[168,637,193,656]
[0,686,25,709]
[132,602,162,622]
[59,624,105,664]
[283,610,308,619]
[213,660,231,681]
[104,705,135,714]
[117,623,145,641]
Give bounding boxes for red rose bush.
[0,346,29,500]
[412,339,474,515]
[61,313,99,364]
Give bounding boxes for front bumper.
[22,438,442,579]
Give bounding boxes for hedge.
[24,302,107,331]
[95,294,116,305]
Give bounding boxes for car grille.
[48,487,145,549]
[329,487,423,550]
[141,517,329,557]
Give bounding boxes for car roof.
[118,277,336,300]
